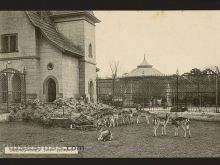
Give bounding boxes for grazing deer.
[119,109,135,125]
[152,113,171,137]
[136,110,151,124]
[171,117,191,138]
[127,109,135,124]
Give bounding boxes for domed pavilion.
[122,55,164,78]
[120,55,171,107]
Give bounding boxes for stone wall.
[62,54,80,98]
[54,17,98,102]
[0,11,38,58]
[0,11,40,99]
[38,37,63,101]
[0,11,98,102]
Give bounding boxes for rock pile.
[8,98,115,129]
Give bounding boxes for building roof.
[49,11,101,23]
[50,11,94,16]
[122,55,164,78]
[137,55,152,68]
[25,11,84,57]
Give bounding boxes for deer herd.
[97,105,191,141]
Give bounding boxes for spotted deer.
[152,113,171,137]
[119,109,135,125]
[136,110,151,124]
[134,104,151,124]
[171,117,191,138]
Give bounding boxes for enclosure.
[97,72,220,112]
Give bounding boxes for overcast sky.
[94,11,220,78]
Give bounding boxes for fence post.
[198,81,201,111]
[216,74,218,113]
[176,71,179,111]
[24,71,26,103]
[96,78,98,104]
[6,72,9,112]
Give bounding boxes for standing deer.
[171,117,191,138]
[136,110,151,124]
[134,104,151,124]
[152,113,171,137]
[119,109,135,125]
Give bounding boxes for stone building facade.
[0,11,100,103]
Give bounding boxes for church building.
[0,11,100,103]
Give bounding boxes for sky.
[94,11,220,78]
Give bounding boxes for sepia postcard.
[0,10,220,158]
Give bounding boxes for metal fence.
[97,73,220,112]
[0,69,26,112]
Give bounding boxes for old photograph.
[0,10,220,158]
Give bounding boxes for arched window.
[89,43,92,58]
[47,78,56,102]
[12,74,22,103]
[43,76,58,102]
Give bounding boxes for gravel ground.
[0,120,220,158]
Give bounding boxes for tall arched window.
[89,43,92,58]
[47,78,56,102]
[43,76,58,102]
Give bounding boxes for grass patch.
[0,120,220,158]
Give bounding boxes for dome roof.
[137,55,152,68]
[123,55,164,78]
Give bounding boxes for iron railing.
[97,73,220,113]
[0,69,26,112]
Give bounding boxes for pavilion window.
[1,33,18,53]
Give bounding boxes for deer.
[119,109,135,125]
[111,112,119,127]
[171,117,191,138]
[152,113,171,137]
[99,111,121,128]
[136,110,152,124]
[97,118,113,142]
[95,112,113,128]
[134,104,152,124]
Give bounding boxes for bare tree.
[110,60,119,79]
[109,60,119,103]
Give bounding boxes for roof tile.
[26,11,84,57]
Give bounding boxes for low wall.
[124,107,220,113]
[0,113,10,122]
[148,111,220,122]
[170,112,220,122]
[123,107,220,122]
